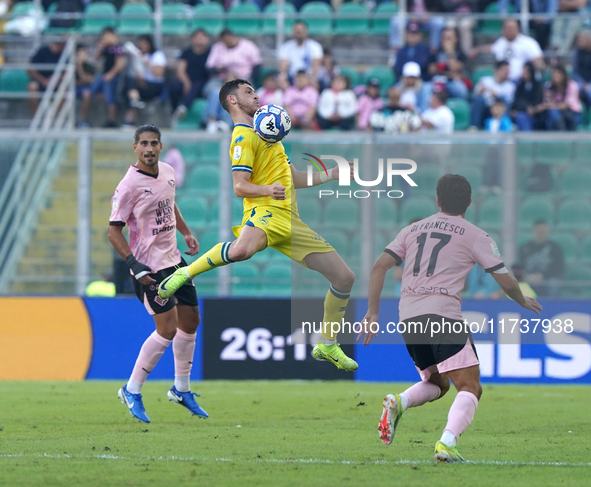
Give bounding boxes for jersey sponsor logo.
[233,146,242,160]
[234,135,244,144]
[154,295,169,307]
[112,197,118,211]
[143,188,153,195]
[490,241,500,256]
[152,224,175,236]
[168,179,175,188]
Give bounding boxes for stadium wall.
[0,297,590,384]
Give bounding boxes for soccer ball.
[252,104,291,143]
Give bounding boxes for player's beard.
[236,97,258,118]
[142,154,158,166]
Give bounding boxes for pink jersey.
[386,212,504,321]
[109,162,181,272]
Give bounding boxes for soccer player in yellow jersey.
[159,79,357,371]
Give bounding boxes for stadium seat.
[362,66,395,93]
[560,167,591,196]
[477,196,503,231]
[300,2,332,36]
[374,231,391,257]
[581,234,591,263]
[81,2,118,34]
[197,230,220,255]
[456,165,482,192]
[210,198,245,227]
[186,166,219,196]
[519,196,555,228]
[261,264,292,296]
[162,3,190,35]
[573,142,591,165]
[118,3,153,35]
[376,199,399,228]
[323,199,360,229]
[10,1,35,16]
[320,229,348,253]
[412,165,440,195]
[177,196,209,229]
[550,232,579,265]
[446,98,470,131]
[296,197,323,227]
[174,98,207,130]
[0,69,29,92]
[335,3,370,35]
[517,142,534,165]
[372,1,398,35]
[227,3,261,36]
[232,263,261,296]
[192,3,225,36]
[534,142,573,165]
[262,3,296,35]
[44,2,81,34]
[476,2,514,35]
[400,197,437,224]
[561,266,591,298]
[471,66,494,86]
[339,66,361,87]
[557,198,591,231]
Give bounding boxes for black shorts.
[401,314,478,372]
[133,259,198,315]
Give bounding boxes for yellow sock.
[186,242,234,278]
[321,285,351,344]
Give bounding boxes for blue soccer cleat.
[118,384,150,423]
[167,386,209,418]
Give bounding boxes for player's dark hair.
[436,174,472,215]
[219,78,253,112]
[134,124,161,143]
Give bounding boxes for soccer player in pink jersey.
[357,174,542,462]
[108,125,208,423]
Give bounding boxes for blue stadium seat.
[186,165,219,196]
[477,196,503,231]
[519,196,555,229]
[323,199,360,229]
[557,198,591,231]
[177,196,209,229]
[261,264,291,296]
[232,263,261,296]
[400,197,437,224]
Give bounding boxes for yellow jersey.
[229,123,296,214]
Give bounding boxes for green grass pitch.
[0,381,590,486]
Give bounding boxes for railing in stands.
[0,36,76,293]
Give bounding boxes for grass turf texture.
[0,381,589,486]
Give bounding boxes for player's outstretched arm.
[357,252,398,345]
[492,272,543,315]
[232,171,285,200]
[290,161,354,188]
[174,203,199,255]
[107,225,155,285]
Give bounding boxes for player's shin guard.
[186,242,234,278]
[320,285,350,344]
[442,391,479,444]
[128,331,172,393]
[173,328,196,393]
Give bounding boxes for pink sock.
[128,331,172,391]
[173,329,196,392]
[402,381,441,409]
[444,391,479,439]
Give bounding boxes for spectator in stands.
[551,0,590,53]
[511,264,538,299]
[27,41,65,115]
[357,78,384,130]
[399,61,431,113]
[317,49,340,92]
[79,27,125,128]
[370,87,422,133]
[283,70,318,130]
[534,66,582,131]
[499,0,557,50]
[202,70,236,133]
[389,4,445,53]
[420,89,455,133]
[85,273,116,297]
[428,27,470,99]
[278,21,323,89]
[572,29,591,106]
[394,23,431,82]
[169,29,211,123]
[316,74,358,131]
[440,0,476,53]
[485,98,513,132]
[75,44,95,99]
[256,71,284,107]
[469,61,515,129]
[122,34,167,128]
[205,28,262,86]
[163,146,186,189]
[472,19,544,82]
[511,61,543,131]
[465,266,503,299]
[518,220,564,297]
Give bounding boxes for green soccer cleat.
[434,441,466,463]
[158,267,191,299]
[378,394,403,445]
[312,343,358,371]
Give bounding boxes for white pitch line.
[1,453,591,467]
